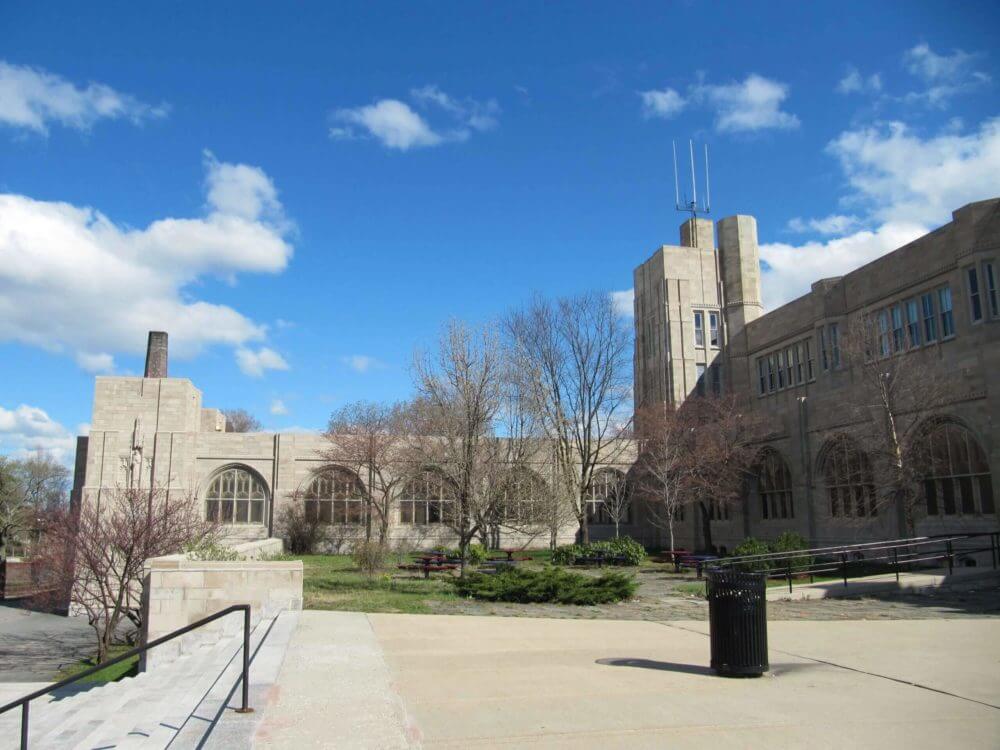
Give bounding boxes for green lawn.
[57,645,139,684]
[298,553,462,614]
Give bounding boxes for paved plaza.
[251,611,1000,749]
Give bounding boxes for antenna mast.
[672,139,712,219]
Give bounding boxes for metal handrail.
[0,603,254,750]
[697,531,1000,594]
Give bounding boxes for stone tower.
[716,215,763,396]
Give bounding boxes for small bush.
[185,540,243,561]
[278,504,328,555]
[550,536,646,566]
[353,540,389,578]
[453,567,636,605]
[732,537,773,572]
[771,531,813,573]
[551,544,583,566]
[602,536,647,565]
[466,544,489,565]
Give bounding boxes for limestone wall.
[141,545,302,670]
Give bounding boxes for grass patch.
[674,582,707,598]
[454,567,637,605]
[57,644,138,684]
[297,554,460,614]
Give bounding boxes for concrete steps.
[0,612,284,750]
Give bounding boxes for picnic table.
[397,552,461,579]
[573,550,629,568]
[653,549,691,572]
[677,554,719,579]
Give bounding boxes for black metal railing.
[0,603,254,750]
[708,531,999,594]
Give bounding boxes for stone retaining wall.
[141,540,302,670]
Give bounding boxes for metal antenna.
[689,140,697,210]
[672,139,712,219]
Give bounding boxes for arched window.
[399,470,455,525]
[757,449,794,520]
[820,437,876,518]
[914,421,994,517]
[586,469,630,525]
[499,468,549,525]
[205,466,268,525]
[303,467,366,524]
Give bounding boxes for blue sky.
[1,1,998,462]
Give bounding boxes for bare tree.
[506,292,632,544]
[409,320,504,573]
[597,470,631,539]
[38,485,216,661]
[680,396,763,552]
[223,409,262,433]
[839,312,952,535]
[324,400,409,543]
[0,451,69,560]
[634,403,698,552]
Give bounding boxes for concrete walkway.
[0,604,94,682]
[250,610,1000,749]
[765,565,997,601]
[253,611,414,749]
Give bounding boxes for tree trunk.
[698,501,713,553]
[578,515,590,545]
[667,513,675,554]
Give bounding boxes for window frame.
[693,310,705,347]
[938,286,955,338]
[967,266,983,324]
[983,260,998,319]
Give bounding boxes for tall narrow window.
[906,298,921,347]
[890,305,904,352]
[695,364,706,396]
[793,343,803,384]
[983,261,998,318]
[767,355,776,392]
[757,358,767,395]
[694,311,704,347]
[784,348,793,385]
[829,323,841,368]
[776,352,785,389]
[711,363,722,395]
[878,310,891,357]
[938,286,954,337]
[709,311,720,347]
[819,327,829,370]
[967,267,983,323]
[921,292,937,342]
[805,339,815,380]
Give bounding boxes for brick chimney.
[144,331,168,378]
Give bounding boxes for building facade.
[70,333,638,549]
[632,199,1000,552]
[71,200,999,554]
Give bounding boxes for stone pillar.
[144,331,168,378]
[718,216,763,396]
[679,217,714,250]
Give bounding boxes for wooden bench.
[397,563,460,579]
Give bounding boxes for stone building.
[632,199,1000,552]
[70,332,635,549]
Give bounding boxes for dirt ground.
[420,566,1000,621]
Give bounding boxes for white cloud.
[75,352,115,373]
[332,99,442,151]
[236,347,290,377]
[340,354,382,373]
[761,116,1000,309]
[639,87,686,119]
[0,153,294,369]
[691,74,799,133]
[0,60,167,134]
[836,67,882,95]
[331,87,498,150]
[611,289,634,318]
[786,214,861,235]
[902,43,991,107]
[269,398,288,416]
[761,222,925,309]
[827,117,1000,224]
[0,404,77,463]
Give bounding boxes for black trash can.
[706,568,768,677]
